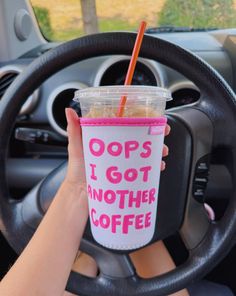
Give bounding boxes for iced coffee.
[73,85,171,250]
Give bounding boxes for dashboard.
[1,29,236,196]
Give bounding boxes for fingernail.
[65,108,79,124]
[165,124,171,136]
[166,146,169,156]
[70,108,79,120]
[161,161,166,171]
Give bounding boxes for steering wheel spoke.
[21,161,67,228]
[66,238,138,296]
[169,106,214,249]
[80,238,135,278]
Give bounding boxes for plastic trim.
[0,64,38,115]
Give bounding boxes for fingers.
[161,124,170,172]
[65,108,86,184]
[160,161,166,171]
[65,111,171,176]
[162,144,169,157]
[161,145,169,171]
[65,108,83,159]
[162,144,168,171]
[165,124,171,136]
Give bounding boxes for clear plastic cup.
[73,85,172,250]
[74,85,171,118]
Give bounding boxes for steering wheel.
[0,32,236,295]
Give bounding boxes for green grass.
[33,6,54,40]
[99,18,136,32]
[50,18,137,41]
[53,29,83,41]
[33,1,236,41]
[158,0,236,28]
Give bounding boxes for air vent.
[94,56,164,87]
[168,82,200,109]
[0,72,18,99]
[0,65,39,115]
[47,82,88,137]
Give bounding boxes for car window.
[30,0,236,42]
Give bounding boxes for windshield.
[31,0,236,41]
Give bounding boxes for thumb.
[65,108,86,184]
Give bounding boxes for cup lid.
[74,85,172,102]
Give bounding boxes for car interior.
[0,0,236,295]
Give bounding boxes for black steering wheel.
[0,33,236,296]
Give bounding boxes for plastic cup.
[73,85,172,250]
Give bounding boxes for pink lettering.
[116,190,129,209]
[140,166,152,182]
[124,168,138,182]
[135,214,144,229]
[122,214,135,234]
[142,190,149,203]
[104,190,116,204]
[128,190,141,208]
[106,166,122,184]
[107,141,122,156]
[91,208,99,226]
[100,214,110,229]
[93,188,103,202]
[89,138,105,157]
[125,141,139,159]
[145,212,152,227]
[140,141,152,158]
[90,211,153,233]
[149,188,156,204]
[111,215,122,233]
[88,185,156,209]
[89,163,97,180]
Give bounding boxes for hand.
[65,108,170,181]
[62,107,88,212]
[65,108,86,186]
[161,124,171,170]
[63,108,171,293]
